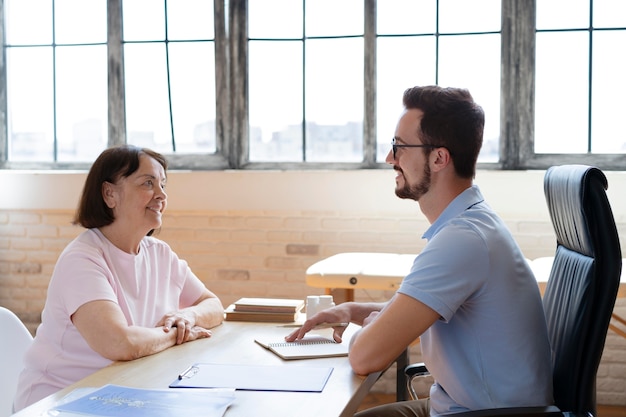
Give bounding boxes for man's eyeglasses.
[391,138,438,160]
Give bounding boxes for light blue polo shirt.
[398,185,553,415]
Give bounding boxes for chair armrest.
[440,405,562,417]
[405,362,430,378]
[404,362,431,400]
[404,364,561,417]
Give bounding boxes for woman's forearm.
[190,296,224,329]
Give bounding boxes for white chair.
[0,307,33,417]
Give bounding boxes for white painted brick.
[284,217,321,230]
[42,213,74,226]
[267,230,302,242]
[358,218,398,231]
[0,225,27,237]
[1,207,625,406]
[321,217,359,230]
[245,216,284,229]
[162,215,210,228]
[339,231,385,243]
[233,255,267,269]
[10,212,41,224]
[27,225,59,238]
[302,231,339,243]
[231,229,268,242]
[11,237,43,250]
[209,216,247,228]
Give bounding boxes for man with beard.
[287,86,554,417]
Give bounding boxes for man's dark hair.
[403,85,485,179]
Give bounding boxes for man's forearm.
[345,301,388,325]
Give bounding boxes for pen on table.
[178,365,196,380]
[279,322,349,329]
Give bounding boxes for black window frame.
[0,0,624,171]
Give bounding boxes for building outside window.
[535,0,626,155]
[1,0,625,170]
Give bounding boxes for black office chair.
[405,165,622,417]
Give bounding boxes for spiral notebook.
[255,335,349,360]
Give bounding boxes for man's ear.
[430,147,452,173]
[102,181,117,208]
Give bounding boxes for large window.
[376,0,501,163]
[534,0,626,159]
[4,0,108,165]
[123,0,217,155]
[248,0,365,163]
[1,0,625,170]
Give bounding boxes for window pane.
[378,0,436,35]
[439,34,501,162]
[439,0,501,33]
[123,0,165,41]
[377,37,437,161]
[55,0,107,44]
[5,0,52,44]
[56,45,108,162]
[249,41,303,162]
[535,32,589,153]
[168,42,217,153]
[594,0,626,28]
[249,0,303,38]
[536,0,589,29]
[305,38,363,162]
[7,47,54,161]
[167,0,215,40]
[124,43,173,153]
[591,31,626,153]
[306,0,363,37]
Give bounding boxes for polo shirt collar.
[423,185,485,240]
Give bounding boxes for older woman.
[14,145,224,411]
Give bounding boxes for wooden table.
[12,321,381,417]
[306,253,419,402]
[306,253,626,337]
[306,252,418,302]
[306,252,626,402]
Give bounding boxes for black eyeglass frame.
[391,138,438,160]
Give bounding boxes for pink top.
[14,228,208,410]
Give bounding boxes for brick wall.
[1,206,625,405]
[1,168,626,404]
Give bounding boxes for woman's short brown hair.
[73,145,168,230]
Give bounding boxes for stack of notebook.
[224,297,305,323]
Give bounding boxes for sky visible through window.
[4,0,626,164]
[535,0,626,154]
[5,0,108,162]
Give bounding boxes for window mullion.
[108,0,125,147]
[500,0,535,169]
[215,0,229,160]
[229,0,247,169]
[0,0,7,165]
[363,0,376,166]
[587,1,593,153]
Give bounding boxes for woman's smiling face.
[104,153,168,234]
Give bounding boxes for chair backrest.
[0,307,33,417]
[542,165,622,417]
